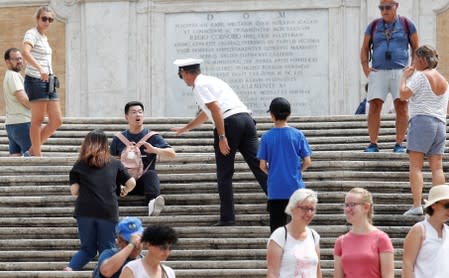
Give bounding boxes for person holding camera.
[360,0,419,153]
[21,6,62,156]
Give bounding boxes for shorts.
[5,122,31,155]
[367,69,402,102]
[24,75,59,102]
[407,115,446,156]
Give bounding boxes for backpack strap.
[399,15,411,45]
[368,18,381,61]
[136,130,158,148]
[115,132,133,146]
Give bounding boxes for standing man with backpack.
[110,101,176,216]
[360,0,419,153]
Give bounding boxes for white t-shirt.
[268,226,320,278]
[407,71,449,123]
[122,259,175,278]
[414,219,449,278]
[193,74,249,122]
[23,27,53,78]
[2,70,31,125]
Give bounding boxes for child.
[257,97,312,232]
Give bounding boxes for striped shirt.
[23,27,53,78]
[407,71,449,123]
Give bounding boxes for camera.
[385,51,392,60]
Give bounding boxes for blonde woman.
[22,6,62,156]
[402,184,449,277]
[400,45,449,216]
[266,188,322,278]
[64,130,136,271]
[333,188,394,278]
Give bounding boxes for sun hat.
[423,184,449,208]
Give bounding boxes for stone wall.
[0,0,448,117]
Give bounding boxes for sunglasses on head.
[378,4,395,11]
[40,16,54,23]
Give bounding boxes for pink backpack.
[115,131,158,179]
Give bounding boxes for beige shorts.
[367,69,403,102]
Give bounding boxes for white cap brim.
[173,58,204,67]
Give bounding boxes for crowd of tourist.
[2,0,449,277]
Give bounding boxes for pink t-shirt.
[333,229,394,278]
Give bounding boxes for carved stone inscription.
[166,10,328,116]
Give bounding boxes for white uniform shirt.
[414,219,449,278]
[193,74,249,122]
[2,70,31,125]
[268,226,320,278]
[23,27,53,78]
[123,259,176,278]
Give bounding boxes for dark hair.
[141,224,178,245]
[415,45,439,69]
[124,101,144,114]
[78,129,111,168]
[425,205,434,216]
[4,48,20,61]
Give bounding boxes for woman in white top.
[402,184,449,277]
[21,6,62,156]
[120,224,177,278]
[266,188,322,278]
[400,45,449,216]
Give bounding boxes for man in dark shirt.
[110,101,176,215]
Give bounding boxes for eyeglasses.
[344,202,363,208]
[297,206,316,213]
[40,16,54,23]
[159,243,174,251]
[8,57,22,62]
[378,4,395,11]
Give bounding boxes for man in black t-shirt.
[110,101,176,216]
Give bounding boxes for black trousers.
[213,113,267,222]
[268,199,289,233]
[129,170,160,203]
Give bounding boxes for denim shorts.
[5,122,31,155]
[407,115,446,155]
[24,75,59,101]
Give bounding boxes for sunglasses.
[378,4,395,11]
[40,16,54,23]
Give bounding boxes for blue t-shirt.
[257,126,311,200]
[92,247,141,278]
[365,16,417,69]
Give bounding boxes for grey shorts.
[407,115,446,155]
[367,69,402,102]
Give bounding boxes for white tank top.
[414,219,449,278]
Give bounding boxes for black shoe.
[211,220,235,226]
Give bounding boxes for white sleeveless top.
[414,219,449,278]
[123,259,175,278]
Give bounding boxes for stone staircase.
[0,114,442,278]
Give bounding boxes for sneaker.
[393,144,406,153]
[364,143,379,152]
[148,195,165,216]
[403,206,423,216]
[63,267,73,272]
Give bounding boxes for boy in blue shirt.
[257,97,312,232]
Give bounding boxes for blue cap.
[116,217,144,242]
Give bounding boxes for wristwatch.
[219,134,226,141]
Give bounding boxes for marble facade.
[0,0,449,117]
